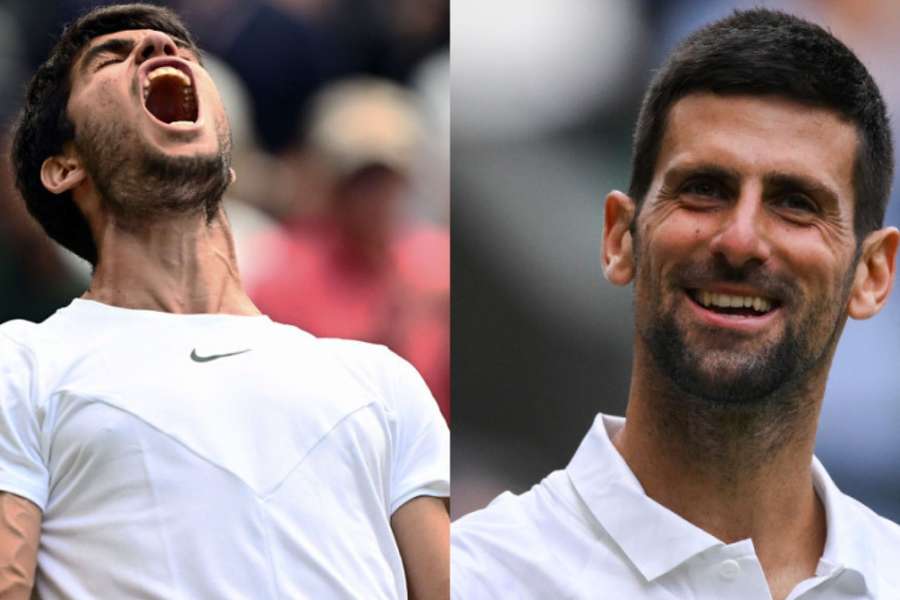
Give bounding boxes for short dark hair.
[11,3,198,266]
[628,9,893,242]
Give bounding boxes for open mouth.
[686,288,780,317]
[142,63,198,125]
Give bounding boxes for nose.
[707,185,772,269]
[135,31,179,64]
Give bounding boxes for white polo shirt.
[0,299,449,599]
[452,414,900,599]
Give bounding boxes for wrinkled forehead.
[73,28,200,72]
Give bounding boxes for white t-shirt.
[0,298,449,599]
[452,414,900,599]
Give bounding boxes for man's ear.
[228,167,237,186]
[40,154,86,194]
[602,190,637,286]
[847,226,899,320]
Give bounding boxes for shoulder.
[314,338,433,413]
[0,320,40,393]
[315,337,403,375]
[451,471,589,599]
[0,303,105,374]
[0,319,53,383]
[0,309,108,416]
[0,319,40,351]
[820,474,900,593]
[856,505,900,596]
[1,302,100,359]
[842,494,900,574]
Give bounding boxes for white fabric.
[452,414,900,599]
[0,298,449,600]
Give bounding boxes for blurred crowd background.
[0,0,449,422]
[2,0,898,526]
[453,0,900,521]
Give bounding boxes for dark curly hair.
[628,9,893,243]
[11,3,198,266]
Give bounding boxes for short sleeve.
[386,351,449,514]
[0,331,48,510]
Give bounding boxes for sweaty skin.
[33,27,449,597]
[603,93,899,600]
[51,29,256,315]
[0,493,41,599]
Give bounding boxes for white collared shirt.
[452,414,900,599]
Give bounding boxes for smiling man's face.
[632,92,859,403]
[64,28,232,221]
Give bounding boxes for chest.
[41,339,386,498]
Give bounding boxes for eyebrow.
[662,164,742,188]
[662,163,840,205]
[79,35,197,74]
[79,38,135,74]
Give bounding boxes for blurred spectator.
[248,79,449,421]
[171,0,449,153]
[0,0,449,373]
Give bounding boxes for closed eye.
[80,38,135,74]
[97,56,125,69]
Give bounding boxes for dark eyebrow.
[79,38,135,74]
[662,164,742,188]
[79,36,198,74]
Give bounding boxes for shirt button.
[718,559,741,580]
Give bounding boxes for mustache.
[670,255,797,303]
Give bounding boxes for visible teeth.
[696,291,772,313]
[146,66,191,87]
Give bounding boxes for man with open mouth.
[0,4,449,599]
[452,8,899,600]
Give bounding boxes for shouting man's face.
[65,29,232,223]
[630,93,860,404]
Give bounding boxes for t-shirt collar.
[566,413,879,593]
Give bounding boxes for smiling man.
[0,4,448,599]
[452,9,899,600]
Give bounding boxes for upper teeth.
[697,291,772,313]
[144,66,191,92]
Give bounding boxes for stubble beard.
[74,110,233,230]
[635,254,853,473]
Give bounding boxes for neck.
[83,206,260,315]
[614,340,828,598]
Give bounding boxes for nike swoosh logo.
[190,348,252,363]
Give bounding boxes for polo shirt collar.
[566,413,880,593]
[566,414,724,581]
[812,456,878,596]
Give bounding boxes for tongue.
[145,75,196,124]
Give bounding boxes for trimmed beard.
[634,254,855,470]
[637,254,853,407]
[74,110,232,230]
